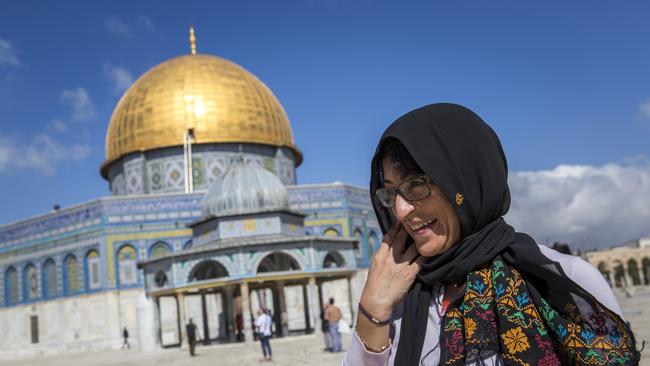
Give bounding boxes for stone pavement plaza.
[0,334,352,366]
[1,329,649,365]
[3,286,650,366]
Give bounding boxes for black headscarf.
[369,103,639,365]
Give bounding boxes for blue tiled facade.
[0,184,378,308]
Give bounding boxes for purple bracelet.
[358,302,390,326]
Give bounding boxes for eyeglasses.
[375,176,432,208]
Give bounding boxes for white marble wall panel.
[205,293,223,339]
[321,278,352,325]
[284,284,306,330]
[184,295,205,339]
[159,296,179,346]
[0,289,145,360]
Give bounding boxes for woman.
[344,103,639,365]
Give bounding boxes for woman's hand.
[359,222,426,321]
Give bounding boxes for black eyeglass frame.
[374,175,433,208]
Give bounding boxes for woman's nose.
[393,194,415,221]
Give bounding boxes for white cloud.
[61,87,96,121]
[137,15,155,32]
[0,38,22,67]
[639,98,650,120]
[0,134,91,175]
[47,118,68,132]
[103,62,134,93]
[105,16,132,38]
[506,160,650,250]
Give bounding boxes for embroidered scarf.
[441,256,637,365]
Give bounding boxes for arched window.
[353,228,363,259]
[85,250,101,290]
[5,266,19,304]
[323,251,346,268]
[257,252,300,273]
[150,242,171,258]
[154,270,168,288]
[188,260,229,282]
[64,255,79,294]
[42,259,57,298]
[182,240,193,250]
[117,245,138,286]
[368,231,379,258]
[23,263,38,300]
[323,228,340,237]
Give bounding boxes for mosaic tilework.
[1,183,375,307]
[148,162,164,192]
[204,155,227,186]
[111,173,126,196]
[124,157,144,195]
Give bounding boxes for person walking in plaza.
[344,103,639,365]
[185,318,197,357]
[320,303,332,351]
[254,307,273,362]
[324,297,343,352]
[121,327,130,349]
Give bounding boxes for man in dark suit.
[186,318,198,356]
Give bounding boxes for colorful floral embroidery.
[502,327,530,353]
[440,256,638,366]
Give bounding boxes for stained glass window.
[5,267,19,304]
[43,259,57,297]
[323,228,340,237]
[86,250,101,290]
[150,242,170,258]
[65,255,79,294]
[117,245,137,286]
[24,264,38,300]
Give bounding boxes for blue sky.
[1,1,649,247]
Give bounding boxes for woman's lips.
[411,219,437,235]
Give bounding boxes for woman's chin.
[415,238,449,257]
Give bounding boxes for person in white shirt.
[254,308,273,362]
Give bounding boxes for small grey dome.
[202,162,289,217]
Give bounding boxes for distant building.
[584,238,650,288]
[0,28,377,358]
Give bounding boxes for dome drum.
[107,144,296,196]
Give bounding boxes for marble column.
[177,293,187,348]
[224,287,235,342]
[239,282,253,343]
[306,277,320,334]
[347,276,355,324]
[638,268,644,287]
[276,281,287,336]
[623,266,632,288]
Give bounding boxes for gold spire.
[189,25,197,55]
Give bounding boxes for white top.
[342,245,622,366]
[255,313,273,337]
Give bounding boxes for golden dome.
[101,54,301,177]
